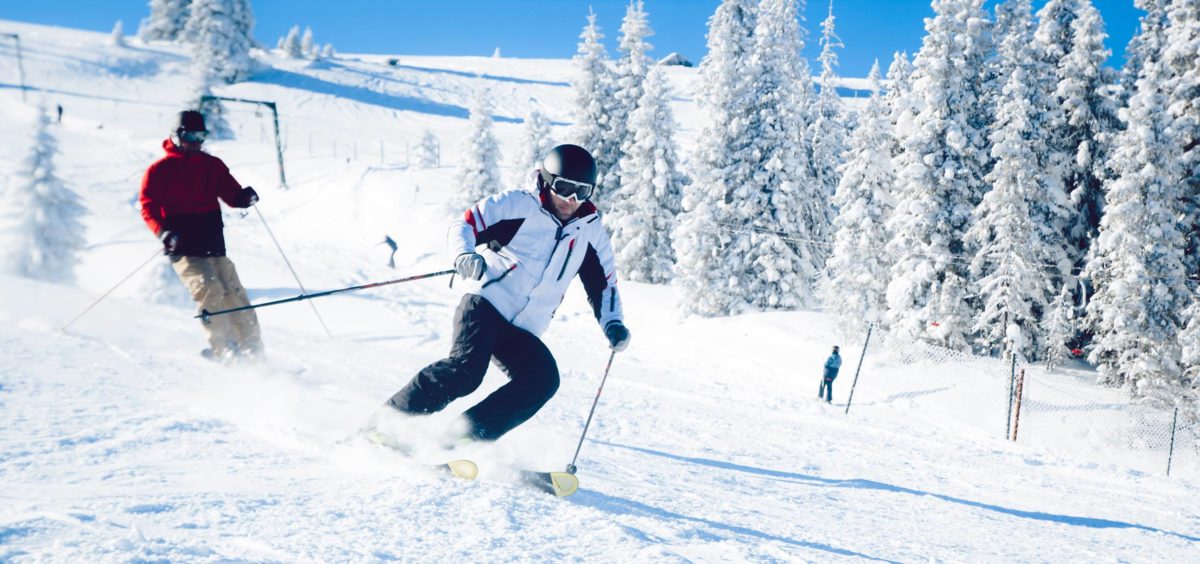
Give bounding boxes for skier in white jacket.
[385,144,632,441]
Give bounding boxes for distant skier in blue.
[818,346,841,403]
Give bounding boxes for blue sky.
[2,1,1141,78]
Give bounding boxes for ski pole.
[253,204,334,338]
[196,268,454,321]
[61,247,162,331]
[567,350,617,475]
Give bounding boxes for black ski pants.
[387,294,560,441]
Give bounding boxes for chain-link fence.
[843,329,1199,479]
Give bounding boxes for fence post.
[1011,369,1026,441]
[1167,407,1179,476]
[1006,351,1017,439]
[844,322,874,415]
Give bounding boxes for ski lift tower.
[1,33,28,102]
[200,95,288,189]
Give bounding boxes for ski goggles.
[548,175,595,202]
[177,129,207,144]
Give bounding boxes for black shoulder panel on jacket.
[579,243,606,320]
[477,218,524,252]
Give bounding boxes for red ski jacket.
[139,139,252,256]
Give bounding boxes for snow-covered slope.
[1,20,1197,561]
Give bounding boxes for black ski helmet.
[175,110,207,133]
[540,144,597,187]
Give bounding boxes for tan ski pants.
[172,256,263,357]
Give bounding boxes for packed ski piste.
[2,1,1200,561]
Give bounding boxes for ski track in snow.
[1,19,1198,562]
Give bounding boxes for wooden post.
[1011,369,1026,441]
[1167,408,1179,476]
[843,323,874,415]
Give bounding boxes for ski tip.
[446,459,479,480]
[547,471,579,497]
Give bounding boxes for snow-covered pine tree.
[281,25,302,58]
[568,9,620,203]
[821,61,894,336]
[1084,58,1190,402]
[968,0,1070,359]
[415,130,440,169]
[808,0,848,226]
[610,67,686,283]
[608,0,655,211]
[739,0,822,309]
[110,21,125,47]
[510,106,554,187]
[184,0,256,84]
[1036,0,1121,272]
[1180,290,1200,421]
[884,51,915,152]
[1042,283,1076,370]
[0,109,86,283]
[301,26,315,59]
[885,0,992,349]
[1164,0,1200,280]
[321,43,335,59]
[138,0,190,42]
[452,88,502,211]
[673,0,757,316]
[1119,0,1171,101]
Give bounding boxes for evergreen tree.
[452,88,502,211]
[415,130,440,169]
[884,51,915,147]
[1042,283,1077,370]
[138,0,191,42]
[740,0,822,309]
[821,61,894,336]
[1180,289,1200,420]
[808,1,848,213]
[1164,0,1200,279]
[1031,0,1119,273]
[1085,59,1190,403]
[674,0,757,316]
[0,109,86,284]
[1119,0,1170,98]
[301,26,315,59]
[969,0,1070,359]
[281,25,302,58]
[885,0,992,349]
[608,0,655,210]
[611,67,686,283]
[321,43,335,59]
[110,21,126,47]
[184,0,257,84]
[569,9,619,203]
[511,106,554,186]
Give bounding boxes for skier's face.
[549,189,582,221]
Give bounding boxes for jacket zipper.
[556,239,577,281]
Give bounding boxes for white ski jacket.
[449,187,624,337]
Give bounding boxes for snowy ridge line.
[859,332,1200,478]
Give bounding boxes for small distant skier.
[380,144,631,443]
[818,345,841,403]
[138,110,264,362]
[56,104,63,124]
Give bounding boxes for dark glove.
[604,321,631,352]
[455,253,486,281]
[239,186,259,207]
[159,230,179,255]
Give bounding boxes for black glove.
[604,321,631,352]
[159,230,179,255]
[455,253,486,281]
[240,186,259,207]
